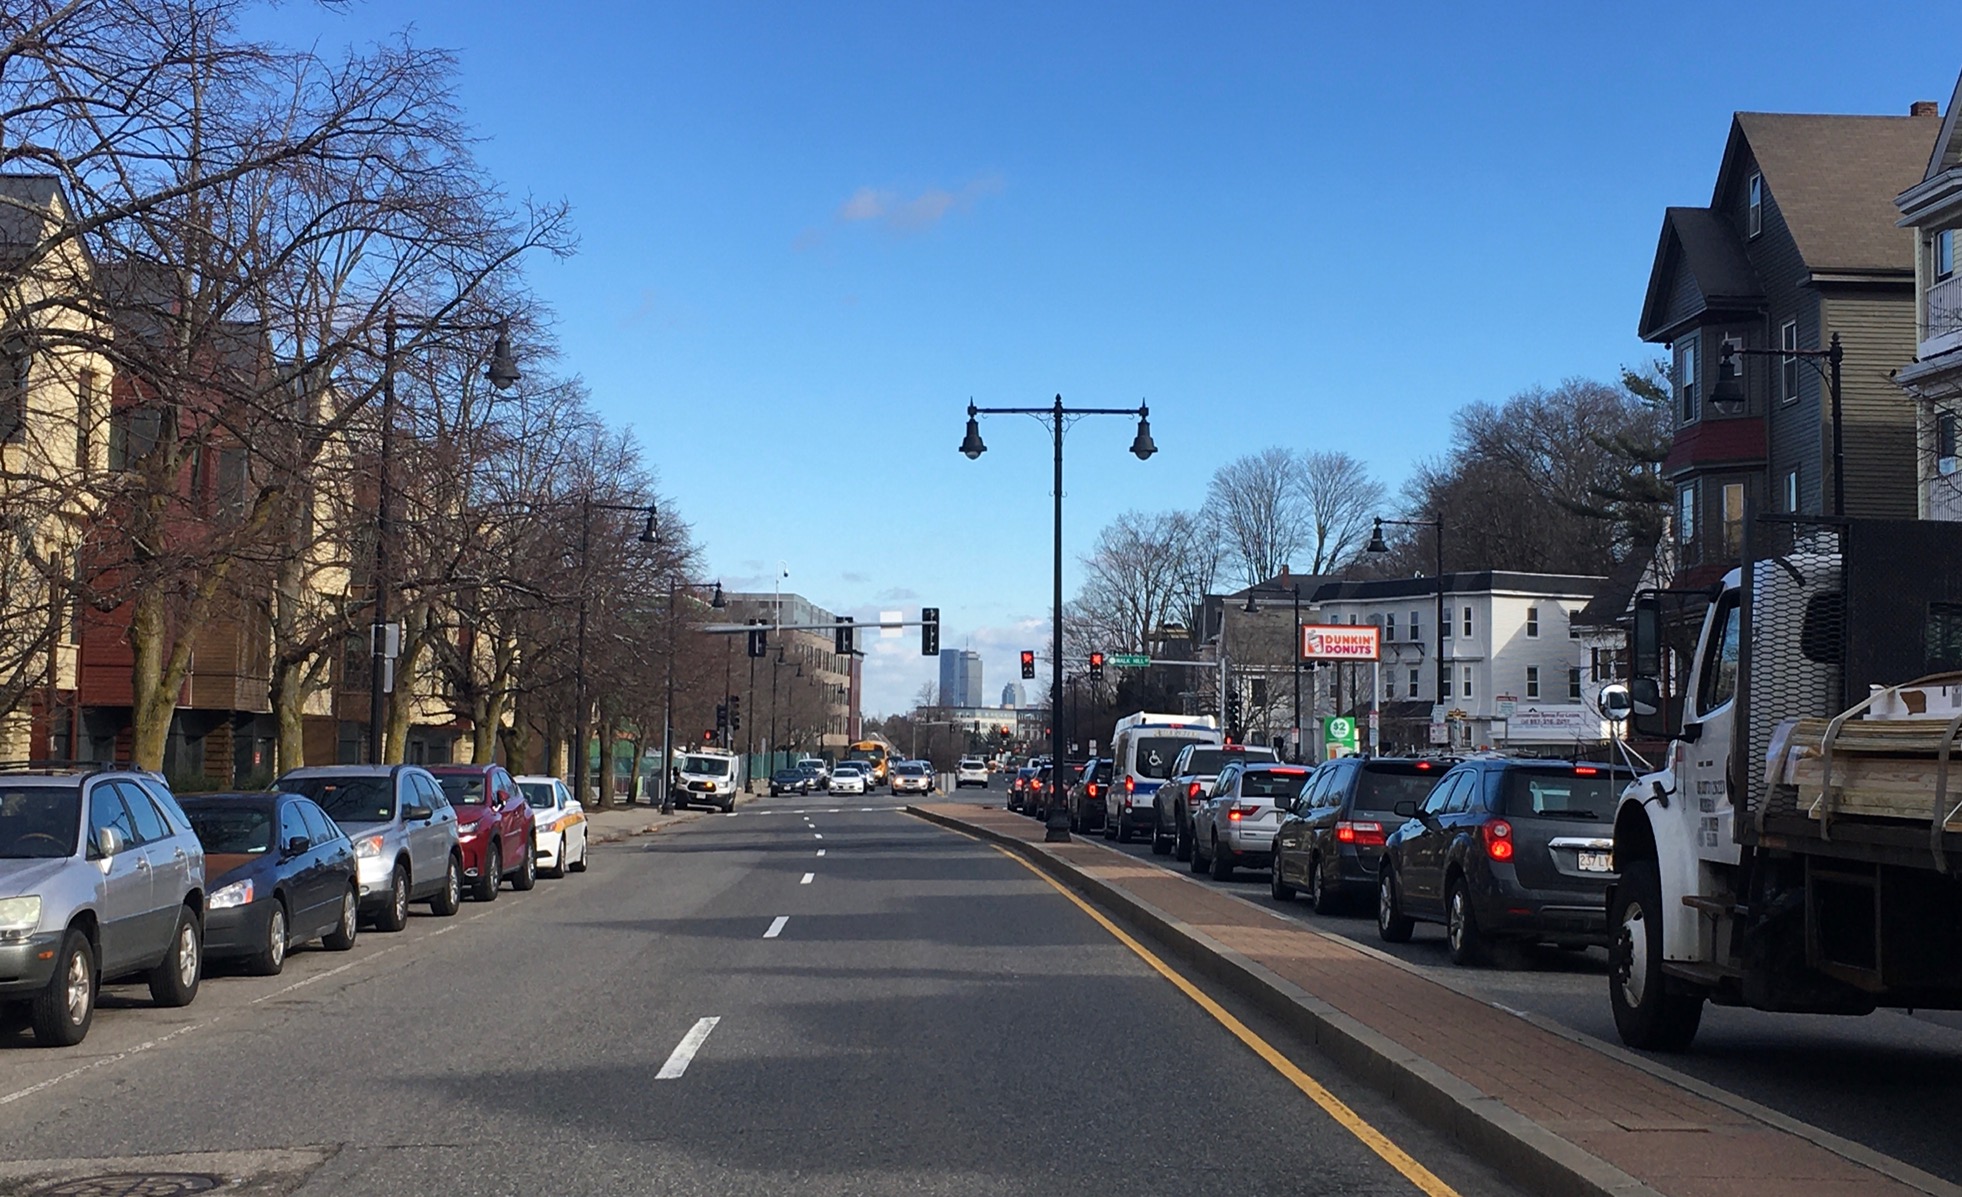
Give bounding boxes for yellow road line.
[993,844,1461,1197]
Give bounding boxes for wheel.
[30,930,95,1047]
[543,836,567,879]
[376,864,411,932]
[569,834,588,873]
[1310,855,1340,915]
[1175,825,1193,862]
[1446,876,1485,966]
[1609,859,1705,1051]
[1189,830,1209,874]
[323,885,359,951]
[1270,857,1297,902]
[721,795,735,813]
[511,838,538,891]
[147,906,202,1007]
[1151,831,1172,857]
[1210,835,1235,881]
[245,898,289,976]
[474,842,502,902]
[1377,867,1414,943]
[1117,814,1134,844]
[1102,811,1117,840]
[430,855,462,916]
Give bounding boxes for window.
[1941,229,1956,280]
[1462,606,1473,638]
[1569,609,1582,639]
[1461,665,1474,701]
[1385,613,1396,642]
[1441,610,1451,640]
[109,407,162,470]
[1677,334,1699,422]
[1678,484,1699,562]
[75,370,94,468]
[1784,467,1801,513]
[217,447,248,515]
[1526,666,1541,699]
[1721,482,1746,558]
[116,781,169,844]
[278,802,308,851]
[1408,668,1420,698]
[87,785,136,855]
[1569,667,1584,700]
[1780,321,1799,404]
[1697,594,1742,713]
[0,341,25,445]
[1409,611,1421,641]
[1748,172,1763,237]
[299,801,340,846]
[1441,670,1453,700]
[1525,607,1539,638]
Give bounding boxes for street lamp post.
[1713,333,1846,517]
[1240,581,1303,761]
[371,314,522,765]
[1367,515,1446,753]
[658,579,724,814]
[572,498,659,808]
[961,394,1156,842]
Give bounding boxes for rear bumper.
[1473,872,1611,943]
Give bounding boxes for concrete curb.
[907,804,1661,1197]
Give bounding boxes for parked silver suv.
[0,767,209,1047]
[275,766,462,932]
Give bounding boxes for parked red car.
[426,765,537,901]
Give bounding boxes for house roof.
[0,175,62,247]
[1637,207,1763,340]
[1924,74,1962,182]
[1309,572,1604,604]
[1724,111,1933,275]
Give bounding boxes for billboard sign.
[1299,624,1381,661]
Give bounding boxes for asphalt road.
[0,792,1523,1196]
[959,781,1962,1185]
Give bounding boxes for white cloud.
[796,173,1004,251]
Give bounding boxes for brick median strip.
[908,803,1948,1197]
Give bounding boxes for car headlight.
[209,879,255,909]
[456,822,480,840]
[0,895,42,935]
[354,834,385,860]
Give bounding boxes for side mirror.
[1393,800,1417,818]
[284,835,311,857]
[91,826,119,858]
[402,803,434,823]
[1630,592,1675,740]
[1630,675,1672,741]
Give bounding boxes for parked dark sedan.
[1376,759,1627,964]
[1270,757,1455,913]
[179,792,360,976]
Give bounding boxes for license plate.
[1577,850,1612,873]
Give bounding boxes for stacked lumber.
[1780,716,1962,826]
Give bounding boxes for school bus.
[845,738,893,785]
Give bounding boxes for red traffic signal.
[702,729,714,742]
[1020,650,1035,679]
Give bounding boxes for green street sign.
[1324,716,1359,757]
[1110,653,1151,668]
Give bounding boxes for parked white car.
[955,758,989,789]
[1190,761,1314,882]
[516,776,588,877]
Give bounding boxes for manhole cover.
[34,1176,222,1197]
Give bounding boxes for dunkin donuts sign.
[1299,624,1381,661]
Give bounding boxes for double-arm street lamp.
[572,498,660,807]
[1712,333,1846,517]
[371,315,522,765]
[1367,515,1447,737]
[961,394,1156,840]
[1241,582,1303,761]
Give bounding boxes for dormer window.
[1748,173,1763,238]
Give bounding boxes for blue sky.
[249,1,1957,715]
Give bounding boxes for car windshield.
[283,776,395,824]
[681,756,731,777]
[895,764,927,776]
[185,806,273,854]
[775,771,803,781]
[1240,769,1312,799]
[520,782,557,809]
[1354,766,1451,817]
[1179,746,1271,776]
[0,783,81,859]
[1503,771,1624,820]
[438,775,488,805]
[1133,737,1200,779]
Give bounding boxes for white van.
[1107,713,1221,835]
[674,750,743,811]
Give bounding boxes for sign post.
[1298,625,1380,757]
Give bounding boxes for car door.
[558,781,586,863]
[1281,763,1335,885]
[402,772,449,891]
[1200,765,1239,847]
[1296,762,1344,883]
[299,800,354,936]
[275,799,325,927]
[1400,771,1469,913]
[84,782,151,976]
[114,780,186,950]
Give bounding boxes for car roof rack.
[0,760,127,776]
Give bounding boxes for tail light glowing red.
[1334,820,1385,846]
[1186,781,1202,801]
[1575,766,1599,776]
[1482,819,1515,862]
[1125,775,1135,795]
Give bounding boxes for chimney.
[1912,100,1940,118]
[1280,564,1290,583]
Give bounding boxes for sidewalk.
[910,802,1950,1197]
[579,794,739,844]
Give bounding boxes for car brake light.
[1482,819,1515,862]
[1087,783,1099,799]
[1228,803,1261,821]
[1575,766,1599,776]
[1415,761,1432,770]
[1335,820,1385,846]
[1125,776,1135,795]
[1187,781,1202,800]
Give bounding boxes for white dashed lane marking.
[764,916,789,938]
[656,1017,721,1080]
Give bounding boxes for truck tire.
[1609,859,1704,1051]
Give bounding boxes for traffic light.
[715,702,728,729]
[1088,651,1104,681]
[729,695,741,731]
[1224,688,1243,740]
[998,726,1010,742]
[835,615,854,655]
[702,729,714,742]
[747,625,767,658]
[921,607,939,656]
[1020,650,1036,679]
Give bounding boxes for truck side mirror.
[1628,594,1674,740]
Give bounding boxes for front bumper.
[355,853,395,909]
[203,901,271,959]
[535,828,565,866]
[0,932,64,996]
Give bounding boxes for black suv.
[1270,757,1455,913]
[1375,759,1627,964]
[1066,759,1110,834]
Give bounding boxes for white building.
[1310,572,1612,752]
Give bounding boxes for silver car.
[275,766,462,932]
[0,768,209,1047]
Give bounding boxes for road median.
[908,802,1953,1197]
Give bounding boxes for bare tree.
[1204,448,1307,586]
[1296,450,1384,575]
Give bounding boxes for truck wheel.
[1609,859,1704,1051]
[1116,814,1134,844]
[1174,826,1192,862]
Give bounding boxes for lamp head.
[1130,406,1157,460]
[711,581,726,609]
[960,402,987,459]
[638,507,658,544]
[486,318,522,391]
[1365,517,1390,555]
[1710,343,1746,410]
[1242,591,1259,614]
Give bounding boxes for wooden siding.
[1822,288,1920,518]
[1660,250,1707,332]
